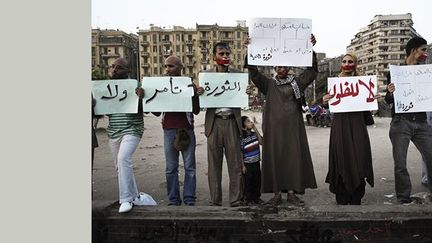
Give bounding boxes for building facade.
[346,13,421,92]
[137,21,248,81]
[92,29,139,79]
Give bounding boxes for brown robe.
[247,58,318,194]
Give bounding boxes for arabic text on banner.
[248,18,312,67]
[92,79,139,115]
[390,64,432,113]
[327,75,378,113]
[198,73,249,108]
[141,76,194,112]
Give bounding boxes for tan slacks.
[207,117,244,205]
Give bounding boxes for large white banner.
[198,73,248,108]
[248,18,312,67]
[141,77,194,112]
[92,79,139,115]
[390,64,432,113]
[327,76,378,113]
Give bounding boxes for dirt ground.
[92,110,430,207]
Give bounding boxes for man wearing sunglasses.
[105,58,147,213]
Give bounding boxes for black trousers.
[335,176,366,205]
[244,162,261,202]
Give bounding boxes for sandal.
[264,194,282,206]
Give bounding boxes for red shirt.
[162,112,192,129]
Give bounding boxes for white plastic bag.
[134,192,157,206]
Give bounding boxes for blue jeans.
[164,128,197,204]
[389,116,432,203]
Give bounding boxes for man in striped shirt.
[106,58,147,213]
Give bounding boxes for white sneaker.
[118,202,133,213]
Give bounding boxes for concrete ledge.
[93,202,432,242]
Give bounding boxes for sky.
[92,0,431,58]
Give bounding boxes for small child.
[240,116,264,205]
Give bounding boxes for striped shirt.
[240,132,261,163]
[106,113,144,139]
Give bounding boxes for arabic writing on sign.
[141,76,194,112]
[145,77,190,104]
[328,78,375,106]
[390,64,432,113]
[327,75,378,113]
[248,17,312,66]
[397,101,414,112]
[198,73,249,108]
[204,80,241,97]
[91,79,139,115]
[101,84,128,102]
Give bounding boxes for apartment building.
[137,21,248,81]
[137,25,198,80]
[346,13,421,92]
[92,29,139,79]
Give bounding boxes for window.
[237,31,241,39]
[152,34,157,43]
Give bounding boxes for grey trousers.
[207,117,244,205]
[389,116,432,202]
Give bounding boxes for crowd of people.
[92,35,432,213]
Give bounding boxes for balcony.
[200,48,207,53]
[186,51,194,56]
[186,62,194,67]
[201,59,208,64]
[141,41,149,46]
[141,63,150,68]
[185,40,194,45]
[101,53,120,58]
[141,51,149,57]
[163,51,172,57]
[162,40,171,46]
